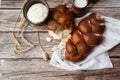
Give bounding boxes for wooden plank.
[0,58,120,80]
[0,32,59,58]
[89,8,120,19]
[0,32,120,58]
[0,0,120,8]
[0,0,64,8]
[0,8,120,32]
[0,9,38,32]
[92,0,120,6]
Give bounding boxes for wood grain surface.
[0,0,120,80]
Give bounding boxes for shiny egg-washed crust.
[65,13,106,62]
[46,5,74,34]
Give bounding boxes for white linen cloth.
[50,13,120,71]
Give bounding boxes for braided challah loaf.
[46,5,105,62]
[65,13,106,62]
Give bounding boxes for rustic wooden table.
[0,0,120,80]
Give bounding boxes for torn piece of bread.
[46,5,74,42]
[48,29,72,42]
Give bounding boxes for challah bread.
[46,5,74,42]
[65,13,106,62]
[53,5,74,25]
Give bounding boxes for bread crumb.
[51,46,59,52]
[46,37,53,42]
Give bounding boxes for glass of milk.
[71,0,88,17]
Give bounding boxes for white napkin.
[50,13,120,71]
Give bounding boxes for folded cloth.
[50,13,120,71]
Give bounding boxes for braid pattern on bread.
[65,13,106,62]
